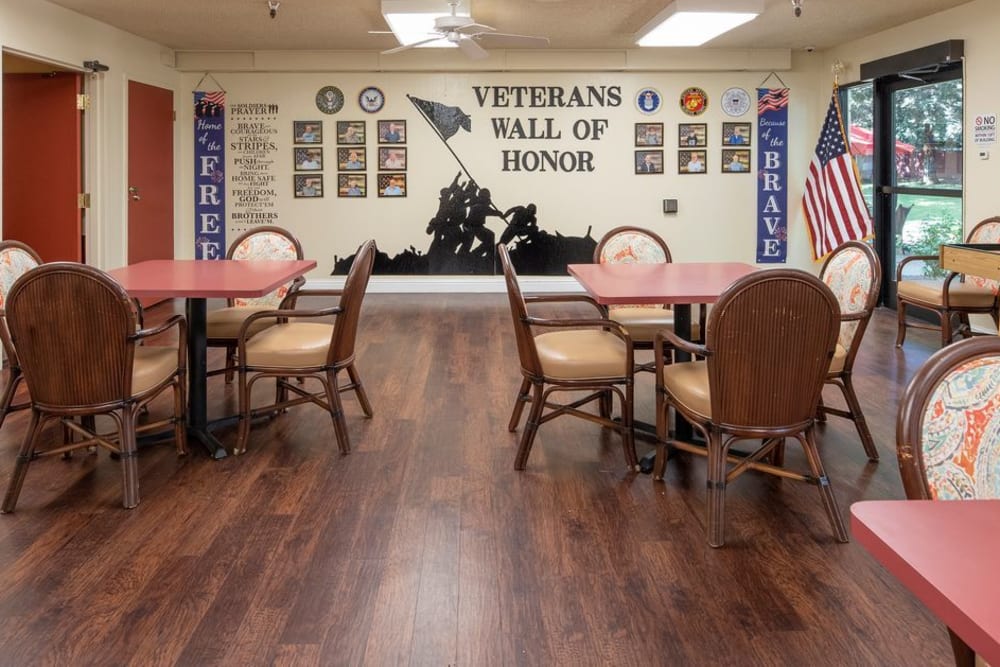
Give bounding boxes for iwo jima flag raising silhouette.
[331,95,595,276]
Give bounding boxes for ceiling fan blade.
[381,37,444,55]
[474,32,550,48]
[458,37,490,60]
[455,22,495,34]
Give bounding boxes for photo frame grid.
[678,123,707,148]
[338,173,367,198]
[294,174,324,198]
[378,146,407,171]
[377,173,407,197]
[634,122,664,147]
[337,120,366,145]
[337,146,367,171]
[678,150,707,174]
[378,119,407,144]
[722,122,752,146]
[635,149,664,174]
[722,149,752,173]
[294,146,323,171]
[293,120,322,144]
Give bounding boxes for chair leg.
[706,430,728,548]
[620,384,637,471]
[324,369,352,455]
[652,441,668,481]
[121,408,140,509]
[0,371,21,431]
[942,312,954,347]
[770,438,786,467]
[815,394,827,422]
[1,409,43,513]
[838,374,878,461]
[508,378,531,432]
[514,382,545,470]
[346,363,373,418]
[224,344,237,384]
[948,627,976,667]
[235,369,252,455]
[797,429,849,543]
[172,377,188,456]
[895,300,907,347]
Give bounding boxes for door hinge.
[76,94,90,111]
[78,193,91,208]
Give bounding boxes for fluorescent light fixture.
[636,0,763,47]
[381,0,469,48]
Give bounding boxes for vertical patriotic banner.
[193,91,226,259]
[756,88,789,263]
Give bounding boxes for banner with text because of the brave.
[194,91,226,259]
[756,88,789,263]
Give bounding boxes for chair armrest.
[524,293,606,316]
[895,254,940,282]
[839,311,869,323]
[279,284,341,309]
[134,313,185,341]
[656,329,708,357]
[236,305,344,342]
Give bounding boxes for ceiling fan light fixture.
[635,0,763,47]
[381,0,469,48]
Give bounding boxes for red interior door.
[127,80,174,306]
[2,72,82,261]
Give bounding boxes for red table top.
[851,499,1000,663]
[108,259,317,299]
[567,262,758,305]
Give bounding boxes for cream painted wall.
[0,0,181,270]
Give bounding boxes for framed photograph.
[635,150,664,174]
[678,150,707,174]
[678,123,707,148]
[634,122,664,147]
[722,149,752,173]
[294,147,323,171]
[378,147,407,170]
[337,147,366,171]
[378,120,407,144]
[378,173,407,197]
[337,120,366,145]
[338,173,367,198]
[294,174,323,198]
[722,122,752,146]
[293,121,322,144]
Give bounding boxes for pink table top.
[567,262,758,305]
[108,259,317,299]
[851,499,1000,663]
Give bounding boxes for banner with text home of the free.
[756,88,789,263]
[193,91,226,259]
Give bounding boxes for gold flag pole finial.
[832,59,845,86]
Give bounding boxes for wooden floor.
[0,294,956,665]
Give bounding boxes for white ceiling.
[41,0,971,54]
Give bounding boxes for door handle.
[128,186,141,201]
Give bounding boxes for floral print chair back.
[0,241,42,430]
[205,226,305,382]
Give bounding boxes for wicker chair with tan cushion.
[817,241,883,461]
[653,269,847,547]
[1,263,186,511]
[896,335,1000,666]
[500,242,637,472]
[232,240,375,456]
[896,217,1000,348]
[206,226,305,382]
[0,241,42,431]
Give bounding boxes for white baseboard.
[305,275,585,294]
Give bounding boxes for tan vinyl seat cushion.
[661,360,711,420]
[243,322,333,369]
[132,346,180,396]
[206,306,278,339]
[533,329,628,380]
[828,343,848,374]
[607,306,701,343]
[898,279,996,308]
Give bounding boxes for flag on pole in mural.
[407,95,472,140]
[802,88,873,261]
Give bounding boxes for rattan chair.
[206,226,305,382]
[1,263,187,511]
[500,242,637,472]
[593,226,703,370]
[896,216,1000,348]
[817,241,883,461]
[653,269,847,547]
[896,335,1000,666]
[232,240,375,456]
[0,241,43,431]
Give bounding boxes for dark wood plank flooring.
[0,294,955,665]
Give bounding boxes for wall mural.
[332,93,599,277]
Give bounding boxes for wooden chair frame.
[895,216,1000,348]
[0,240,43,431]
[501,243,637,472]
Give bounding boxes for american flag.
[758,88,788,114]
[802,90,872,260]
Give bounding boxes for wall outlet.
[663,199,678,213]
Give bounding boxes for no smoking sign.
[974,113,997,144]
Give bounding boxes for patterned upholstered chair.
[896,335,1000,666]
[896,217,1000,348]
[1,263,187,511]
[500,243,637,472]
[0,241,43,431]
[206,226,305,382]
[817,241,883,461]
[653,270,847,547]
[594,226,702,371]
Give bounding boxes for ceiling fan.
[380,1,550,60]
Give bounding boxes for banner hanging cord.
[194,72,226,93]
[758,71,788,89]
